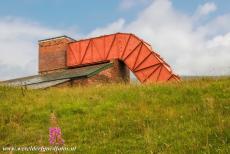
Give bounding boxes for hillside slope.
[0,78,229,153]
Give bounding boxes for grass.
[0,77,229,153]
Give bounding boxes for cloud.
[196,2,217,17]
[0,60,35,80]
[0,17,77,80]
[0,1,229,80]
[88,19,125,37]
[119,0,150,10]
[89,0,230,75]
[197,13,230,36]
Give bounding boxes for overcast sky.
[0,0,230,80]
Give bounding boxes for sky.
[0,0,230,80]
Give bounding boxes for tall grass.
[0,77,229,153]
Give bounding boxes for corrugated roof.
[0,62,113,89]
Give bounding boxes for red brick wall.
[55,60,130,87]
[39,36,74,74]
[89,60,130,83]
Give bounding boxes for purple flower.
[49,127,65,145]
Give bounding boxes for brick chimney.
[38,36,75,74]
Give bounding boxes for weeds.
[0,78,229,153]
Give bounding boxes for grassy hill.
[0,77,229,153]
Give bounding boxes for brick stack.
[39,36,74,74]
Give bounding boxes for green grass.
[0,77,230,154]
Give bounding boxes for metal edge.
[87,62,113,78]
[38,35,76,43]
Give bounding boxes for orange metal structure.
[67,33,179,83]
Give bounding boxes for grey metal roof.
[26,79,70,89]
[0,62,113,89]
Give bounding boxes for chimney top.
[38,35,75,43]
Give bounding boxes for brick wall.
[39,36,74,74]
[55,60,130,87]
